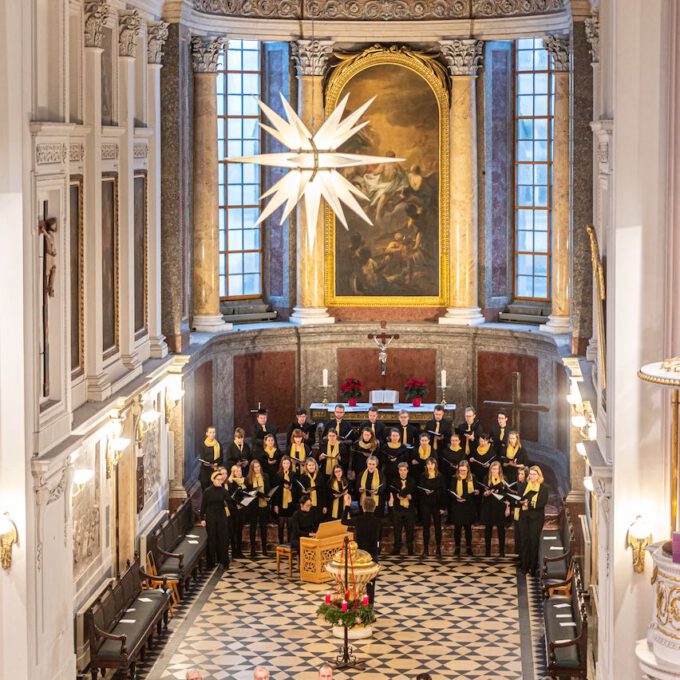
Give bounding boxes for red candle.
[362,595,369,607]
[325,592,331,604]
[341,600,348,612]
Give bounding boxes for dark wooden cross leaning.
[482,371,549,434]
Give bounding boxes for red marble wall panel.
[476,351,539,441]
[337,348,436,401]
[331,307,445,323]
[233,351,297,432]
[193,360,213,447]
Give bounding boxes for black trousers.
[453,523,473,549]
[277,514,292,543]
[513,519,522,557]
[421,504,442,549]
[249,506,269,554]
[393,509,415,550]
[519,514,543,572]
[231,509,245,556]
[206,515,230,567]
[484,524,506,555]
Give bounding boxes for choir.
[198,406,549,576]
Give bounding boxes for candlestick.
[322,368,329,388]
[362,595,369,607]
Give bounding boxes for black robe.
[479,477,508,526]
[199,440,224,489]
[298,472,326,512]
[468,445,497,483]
[417,472,446,511]
[425,418,453,453]
[326,478,350,520]
[225,441,251,473]
[322,418,356,443]
[318,441,349,477]
[396,423,420,448]
[258,447,282,479]
[358,420,386,446]
[449,476,478,526]
[456,419,481,456]
[200,485,232,566]
[389,477,418,516]
[289,507,319,550]
[252,422,277,451]
[350,441,378,478]
[287,443,312,474]
[438,446,465,483]
[500,446,529,483]
[380,442,408,481]
[272,471,299,518]
[286,420,316,445]
[489,423,511,455]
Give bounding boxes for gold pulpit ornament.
[0,513,18,570]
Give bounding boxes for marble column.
[289,39,335,326]
[117,10,142,371]
[83,0,112,400]
[541,35,571,335]
[190,36,231,333]
[146,21,170,358]
[438,40,485,326]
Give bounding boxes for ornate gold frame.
[324,45,450,307]
[586,224,606,391]
[69,175,85,380]
[133,172,149,341]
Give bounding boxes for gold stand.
[672,389,679,532]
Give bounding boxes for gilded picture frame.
[324,45,450,307]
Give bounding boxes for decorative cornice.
[69,143,84,163]
[584,11,599,64]
[190,35,227,73]
[439,39,484,77]
[102,143,119,161]
[292,39,334,78]
[36,143,67,165]
[133,142,149,159]
[147,20,169,65]
[118,10,142,58]
[192,0,567,19]
[84,0,109,49]
[590,118,613,175]
[543,34,570,72]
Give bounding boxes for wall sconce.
[0,512,18,570]
[583,476,594,492]
[132,394,161,456]
[106,413,130,478]
[71,468,94,497]
[165,379,185,421]
[566,379,583,406]
[576,442,587,457]
[628,515,653,573]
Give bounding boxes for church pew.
[540,506,574,582]
[85,556,170,679]
[543,561,588,679]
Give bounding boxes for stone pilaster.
[83,0,111,399]
[190,36,231,333]
[541,35,571,335]
[289,39,336,326]
[439,39,485,326]
[147,21,169,358]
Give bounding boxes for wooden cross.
[367,326,400,389]
[482,371,549,434]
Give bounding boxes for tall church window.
[514,38,553,301]
[217,40,263,299]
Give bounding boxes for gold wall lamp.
[0,512,18,570]
[628,515,653,574]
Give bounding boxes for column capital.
[190,35,227,73]
[439,39,484,77]
[118,10,142,58]
[84,0,109,49]
[584,12,600,64]
[543,34,571,72]
[147,21,170,65]
[292,39,334,77]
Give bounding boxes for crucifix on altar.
[367,325,399,390]
[483,371,549,434]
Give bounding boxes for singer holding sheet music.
[479,461,510,557]
[350,427,378,480]
[299,457,327,515]
[273,456,298,543]
[418,457,445,558]
[199,426,223,490]
[381,428,408,482]
[200,470,232,570]
[327,465,350,520]
[518,465,549,575]
[227,465,248,558]
[246,460,271,558]
[449,460,479,557]
[425,404,452,453]
[390,462,417,555]
[357,455,383,514]
[468,433,495,484]
[500,431,527,483]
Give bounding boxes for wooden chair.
[146,551,180,613]
[275,544,293,578]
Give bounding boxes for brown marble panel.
[193,359,213,449]
[331,307,444,322]
[337,348,436,401]
[476,351,539,441]
[233,351,296,432]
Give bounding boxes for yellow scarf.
[325,442,339,475]
[477,443,491,457]
[282,471,292,509]
[489,475,502,486]
[456,476,474,496]
[449,445,462,453]
[506,444,519,460]
[331,479,344,518]
[388,441,401,449]
[522,480,541,509]
[360,469,380,505]
[402,426,409,443]
[427,470,436,479]
[418,444,431,461]
[205,437,220,462]
[464,427,473,454]
[264,445,277,459]
[359,440,373,450]
[307,472,318,507]
[499,427,505,441]
[398,478,410,508]
[290,443,305,466]
[433,421,440,450]
[254,474,267,508]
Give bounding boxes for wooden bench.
[540,506,574,582]
[85,556,171,679]
[148,496,207,595]
[543,561,588,679]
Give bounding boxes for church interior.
[1,0,679,679]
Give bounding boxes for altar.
[310,402,456,425]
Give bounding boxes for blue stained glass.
[243,184,259,205]
[535,186,548,207]
[244,252,260,272]
[228,185,243,205]
[518,73,534,95]
[228,208,243,229]
[534,164,548,185]
[228,231,242,251]
[534,255,548,276]
[517,209,533,229]
[534,140,548,162]
[243,229,260,250]
[517,50,534,71]
[517,141,533,161]
[517,186,533,206]
[534,210,549,231]
[243,208,259,227]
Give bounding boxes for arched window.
[216,40,263,299]
[514,38,554,301]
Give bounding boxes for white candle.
[441,369,447,388]
[322,368,329,388]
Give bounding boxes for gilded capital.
[84,0,109,49]
[584,12,599,64]
[292,39,334,77]
[543,34,571,72]
[191,35,227,73]
[147,21,170,65]
[118,10,142,58]
[439,39,484,77]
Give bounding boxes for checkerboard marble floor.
[147,556,544,680]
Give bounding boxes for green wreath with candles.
[316,600,376,628]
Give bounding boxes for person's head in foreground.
[318,663,333,679]
[186,670,203,680]
[253,666,270,680]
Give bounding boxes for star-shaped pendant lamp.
[228,93,403,247]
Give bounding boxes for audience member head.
[362,496,376,513]
[416,674,433,680]
[186,670,203,680]
[464,406,476,425]
[318,663,333,679]
[253,666,270,680]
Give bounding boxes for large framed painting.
[325,45,449,306]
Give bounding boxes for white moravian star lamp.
[228,93,404,247]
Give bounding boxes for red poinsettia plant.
[340,377,364,400]
[404,378,428,401]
